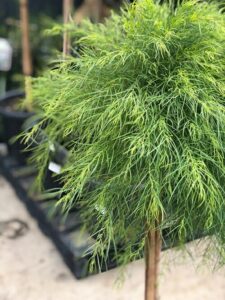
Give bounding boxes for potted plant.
[0,0,62,163]
[0,0,34,164]
[25,0,225,298]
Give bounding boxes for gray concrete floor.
[0,175,225,300]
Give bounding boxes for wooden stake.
[20,0,33,111]
[63,0,72,57]
[145,223,161,300]
[20,0,32,76]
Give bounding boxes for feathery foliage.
[25,0,225,269]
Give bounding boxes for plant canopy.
[26,0,225,270]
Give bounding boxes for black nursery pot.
[0,90,33,164]
[43,143,68,191]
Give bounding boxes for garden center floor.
[1,175,225,300]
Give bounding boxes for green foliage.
[26,0,225,269]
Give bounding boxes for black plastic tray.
[0,152,102,279]
[0,149,207,279]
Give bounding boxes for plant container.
[0,90,33,163]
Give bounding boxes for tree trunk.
[145,223,161,300]
[63,0,72,57]
[74,0,106,24]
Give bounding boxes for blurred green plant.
[25,0,225,271]
[0,0,62,90]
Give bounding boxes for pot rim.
[0,90,33,119]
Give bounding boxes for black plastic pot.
[43,143,68,191]
[0,90,33,164]
[0,111,4,143]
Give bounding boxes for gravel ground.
[0,175,225,300]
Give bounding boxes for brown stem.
[145,222,161,300]
[63,0,73,57]
[20,0,32,76]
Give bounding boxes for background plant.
[0,0,62,90]
[25,0,225,270]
